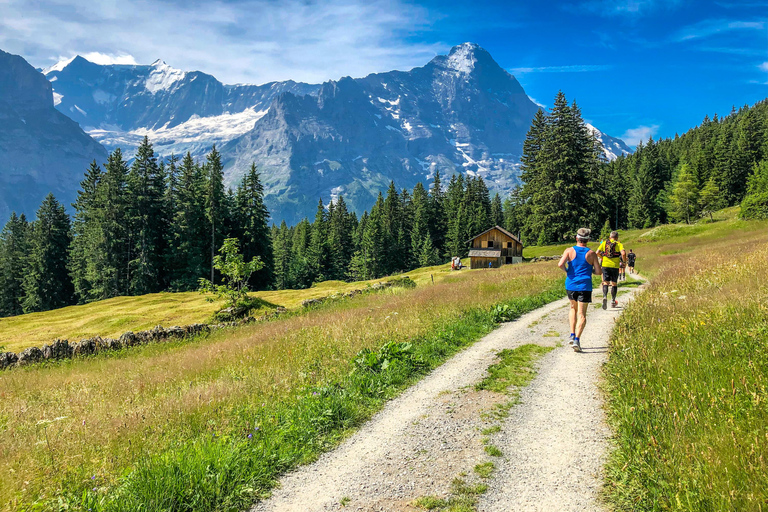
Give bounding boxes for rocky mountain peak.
[0,49,52,108]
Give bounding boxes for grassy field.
[2,207,766,511]
[0,260,462,353]
[0,258,564,511]
[602,210,768,510]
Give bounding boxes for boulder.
[149,325,167,341]
[101,338,122,351]
[301,297,326,308]
[17,346,44,366]
[184,324,209,337]
[42,339,72,360]
[165,326,185,338]
[72,338,97,357]
[0,352,19,370]
[119,331,138,347]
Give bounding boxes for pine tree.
[272,221,292,289]
[22,194,74,313]
[521,92,600,244]
[95,148,130,299]
[204,145,226,283]
[0,213,29,317]
[490,193,503,227]
[327,195,354,280]
[410,184,432,269]
[308,199,329,283]
[69,160,103,302]
[125,136,166,295]
[235,163,274,289]
[428,169,447,256]
[668,163,699,224]
[169,153,207,290]
[740,160,768,220]
[698,178,725,222]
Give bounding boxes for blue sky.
[1,0,765,145]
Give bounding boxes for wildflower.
[91,475,96,480]
[247,433,252,439]
[254,427,260,432]
[312,391,319,396]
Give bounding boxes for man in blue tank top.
[557,228,602,352]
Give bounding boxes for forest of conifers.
[1,94,766,317]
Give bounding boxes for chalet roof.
[467,225,523,245]
[469,249,502,258]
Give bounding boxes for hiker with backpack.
[558,227,602,353]
[627,249,636,274]
[596,231,626,309]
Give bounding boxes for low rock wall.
[0,306,289,371]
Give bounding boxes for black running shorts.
[603,267,620,283]
[567,289,592,303]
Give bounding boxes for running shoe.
[611,300,618,308]
[602,297,607,310]
[572,340,582,352]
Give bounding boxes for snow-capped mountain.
[38,43,632,223]
[222,43,541,223]
[44,56,319,159]
[586,123,632,160]
[0,50,107,223]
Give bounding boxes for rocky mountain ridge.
[0,49,108,222]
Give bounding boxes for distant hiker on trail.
[619,260,626,281]
[596,231,626,309]
[627,249,636,274]
[558,227,602,353]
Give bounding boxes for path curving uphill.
[251,278,647,512]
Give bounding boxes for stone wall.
[0,306,289,371]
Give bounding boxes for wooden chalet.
[468,226,524,269]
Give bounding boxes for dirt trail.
[250,279,646,512]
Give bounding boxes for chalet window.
[487,240,494,248]
[507,242,512,248]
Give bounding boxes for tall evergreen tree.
[126,136,166,295]
[490,193,503,227]
[204,145,226,283]
[308,199,329,283]
[0,213,29,317]
[69,160,103,302]
[22,194,73,313]
[168,153,207,290]
[235,163,273,289]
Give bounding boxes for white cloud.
[674,19,766,42]
[509,64,612,74]
[528,96,546,108]
[575,0,683,17]
[81,52,138,66]
[622,124,660,147]
[760,62,768,72]
[0,0,448,85]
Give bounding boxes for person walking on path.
[558,228,602,353]
[627,249,636,274]
[597,231,626,309]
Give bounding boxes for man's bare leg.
[575,301,589,339]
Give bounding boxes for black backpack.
[604,240,621,258]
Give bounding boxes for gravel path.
[251,279,646,512]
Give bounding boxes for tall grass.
[604,229,768,510]
[0,260,457,352]
[0,262,563,511]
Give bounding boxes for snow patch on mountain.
[53,92,63,106]
[145,60,186,94]
[585,123,632,161]
[89,107,268,158]
[447,43,478,74]
[43,56,76,74]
